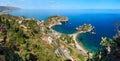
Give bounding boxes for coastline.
[69,32,88,55]
[52,26,88,56]
[48,16,89,56]
[70,31,94,57]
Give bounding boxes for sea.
[8,9,120,52]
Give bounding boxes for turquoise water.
[9,9,120,52]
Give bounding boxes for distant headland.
[0,6,20,12]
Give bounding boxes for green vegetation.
[0,14,86,61]
[0,14,64,61]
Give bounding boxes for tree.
[100,37,116,47]
[100,37,116,55]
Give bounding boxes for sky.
[0,0,120,9]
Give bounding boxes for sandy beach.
[70,32,88,55]
[70,31,94,58]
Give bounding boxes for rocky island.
[76,24,94,33]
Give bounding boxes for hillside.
[0,14,86,61]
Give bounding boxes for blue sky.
[0,0,120,9]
